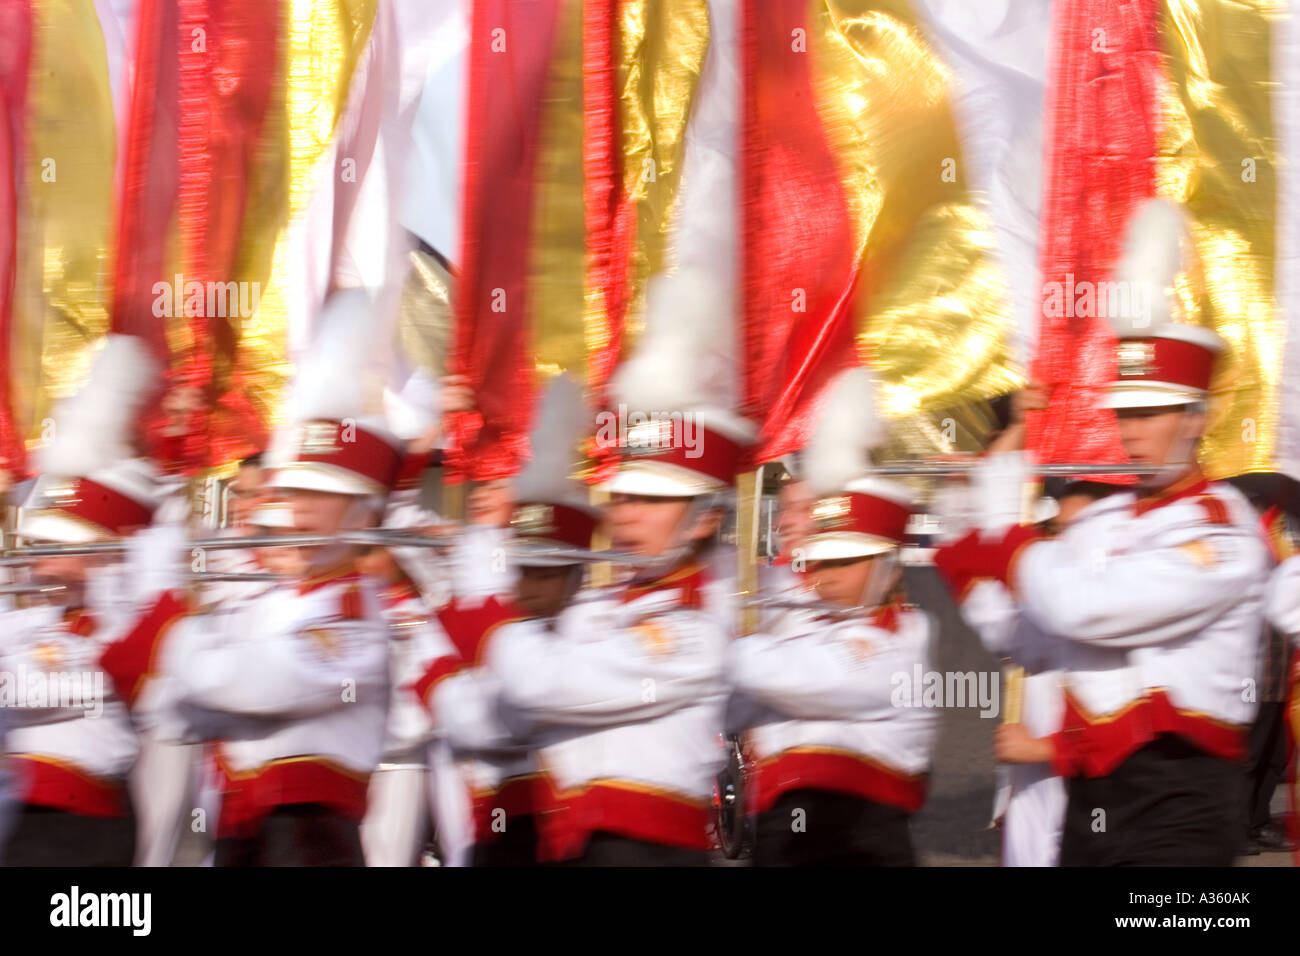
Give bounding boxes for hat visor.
[800,532,898,562]
[597,461,726,498]
[271,462,386,497]
[1099,381,1206,410]
[16,510,110,545]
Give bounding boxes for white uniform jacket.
[0,605,138,817]
[476,562,729,861]
[377,582,449,761]
[165,565,389,839]
[1007,473,1268,778]
[728,599,936,817]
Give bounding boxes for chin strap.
[855,550,902,611]
[1141,415,1202,492]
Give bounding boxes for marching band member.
[935,459,1112,866]
[729,368,937,866]
[960,200,1269,865]
[0,336,166,866]
[418,375,600,866]
[357,371,467,867]
[142,291,395,866]
[445,274,749,865]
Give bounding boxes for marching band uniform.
[1,603,139,866]
[1,466,162,866]
[466,407,751,865]
[164,401,400,865]
[731,372,936,866]
[732,594,935,866]
[0,338,168,867]
[940,224,1268,864]
[421,503,599,866]
[417,377,602,865]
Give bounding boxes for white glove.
[930,479,975,545]
[124,522,188,607]
[973,451,1033,540]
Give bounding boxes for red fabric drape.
[0,0,32,476]
[582,0,632,400]
[740,0,860,466]
[116,0,274,473]
[448,0,563,482]
[110,0,179,355]
[582,0,634,482]
[1027,0,1163,468]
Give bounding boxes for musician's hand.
[994,723,1053,765]
[1010,382,1049,424]
[466,478,514,528]
[440,375,475,415]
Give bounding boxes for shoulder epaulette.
[340,583,364,621]
[1196,494,1231,526]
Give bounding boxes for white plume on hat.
[610,267,750,441]
[805,367,887,497]
[39,334,161,479]
[1110,197,1197,337]
[384,366,441,441]
[515,374,589,504]
[286,288,391,424]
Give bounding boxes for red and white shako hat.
[18,336,162,544]
[267,290,406,497]
[599,269,756,498]
[1100,199,1225,410]
[801,367,913,561]
[511,375,602,566]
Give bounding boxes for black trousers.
[2,804,136,867]
[561,831,710,867]
[1244,701,1288,834]
[471,815,538,867]
[1060,734,1242,866]
[752,789,916,866]
[214,804,365,867]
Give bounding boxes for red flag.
[448,0,563,482]
[740,0,859,465]
[0,1,32,476]
[1027,0,1163,470]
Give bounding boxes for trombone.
[0,460,1167,561]
[0,571,288,596]
[871,461,1174,478]
[1,528,664,566]
[742,594,873,621]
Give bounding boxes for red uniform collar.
[62,608,97,637]
[619,562,709,609]
[1133,467,1209,517]
[298,560,362,595]
[867,596,907,633]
